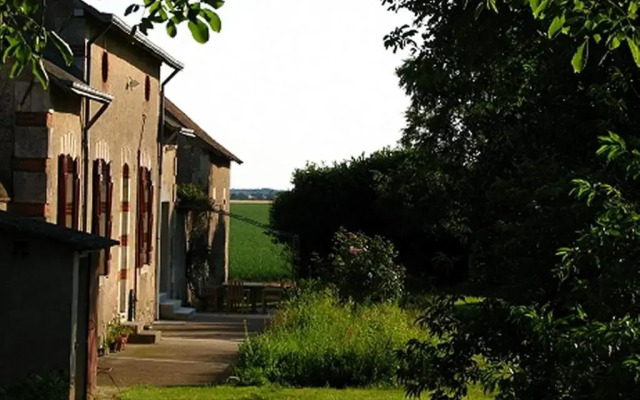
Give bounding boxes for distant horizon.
[231,187,284,191]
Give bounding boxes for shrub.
[177,183,208,202]
[234,288,428,387]
[314,228,405,303]
[0,371,69,400]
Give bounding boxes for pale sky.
[86,0,411,189]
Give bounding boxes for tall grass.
[234,289,430,387]
[229,202,292,281]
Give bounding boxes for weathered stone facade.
[1,0,240,359]
[0,1,177,343]
[168,99,241,292]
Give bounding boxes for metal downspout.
[82,25,111,231]
[156,68,180,320]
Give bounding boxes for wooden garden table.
[223,281,281,313]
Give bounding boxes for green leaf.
[609,35,622,50]
[15,44,30,63]
[2,41,20,63]
[20,0,39,14]
[125,4,140,16]
[166,21,177,38]
[529,0,540,13]
[148,1,161,14]
[31,58,48,89]
[547,15,565,38]
[474,2,484,20]
[628,37,640,67]
[50,31,73,66]
[9,60,25,79]
[188,18,209,43]
[533,0,549,18]
[487,0,498,13]
[203,0,225,9]
[201,9,221,33]
[572,39,588,73]
[629,2,639,19]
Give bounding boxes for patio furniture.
[203,285,220,311]
[226,280,248,312]
[261,283,285,314]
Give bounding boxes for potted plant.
[98,337,106,357]
[116,325,134,351]
[106,319,121,353]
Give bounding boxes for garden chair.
[226,280,248,312]
[261,282,285,314]
[203,285,220,312]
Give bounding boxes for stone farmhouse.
[0,0,241,397]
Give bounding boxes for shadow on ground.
[98,313,268,389]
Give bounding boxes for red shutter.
[72,159,80,230]
[104,163,114,275]
[136,167,145,268]
[92,160,101,233]
[146,173,154,264]
[57,155,68,226]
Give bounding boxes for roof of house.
[165,98,243,164]
[82,2,184,71]
[0,211,118,251]
[44,59,114,104]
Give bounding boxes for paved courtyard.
[97,313,268,388]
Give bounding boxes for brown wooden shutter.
[72,158,80,230]
[146,170,154,264]
[92,160,101,234]
[136,166,145,268]
[57,155,68,226]
[105,162,114,275]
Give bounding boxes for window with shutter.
[136,167,154,268]
[57,154,79,229]
[93,159,113,275]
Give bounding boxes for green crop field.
[229,202,292,282]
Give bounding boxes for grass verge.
[234,288,430,387]
[115,385,492,400]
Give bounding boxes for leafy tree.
[399,135,640,400]
[382,0,640,297]
[385,1,640,399]
[271,148,469,283]
[1,0,223,88]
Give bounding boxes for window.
[92,159,113,275]
[136,167,154,267]
[144,75,151,101]
[57,154,80,229]
[119,164,131,314]
[101,51,109,83]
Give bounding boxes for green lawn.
[117,385,492,400]
[229,202,292,281]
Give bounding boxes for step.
[173,307,196,320]
[122,321,145,334]
[158,292,169,304]
[127,330,161,344]
[159,301,180,319]
[161,298,182,309]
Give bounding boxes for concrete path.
[97,313,268,388]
